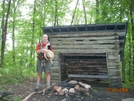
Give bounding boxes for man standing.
[35,34,54,91]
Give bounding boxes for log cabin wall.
[43,23,127,87]
[49,32,121,87]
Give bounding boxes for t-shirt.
[36,42,54,52]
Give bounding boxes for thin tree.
[1,0,12,67]
[54,0,58,26]
[129,0,134,80]
[29,0,36,67]
[82,0,87,24]
[12,0,20,64]
[70,0,79,25]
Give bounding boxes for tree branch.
[22,83,55,101]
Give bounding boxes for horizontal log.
[51,80,60,83]
[51,36,118,42]
[62,59,106,66]
[51,76,60,80]
[55,53,107,61]
[107,62,120,66]
[48,32,125,37]
[51,69,60,73]
[51,73,60,76]
[53,61,59,64]
[65,65,107,68]
[53,63,59,66]
[66,60,106,62]
[52,44,117,49]
[107,52,119,56]
[60,53,106,56]
[65,63,106,66]
[107,65,119,69]
[54,49,119,54]
[107,54,120,59]
[67,69,107,73]
[108,59,120,63]
[54,51,116,56]
[68,74,109,79]
[60,67,107,72]
[52,40,119,45]
[108,70,121,75]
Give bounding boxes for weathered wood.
[108,71,121,76]
[65,63,106,66]
[51,66,61,82]
[51,79,60,83]
[51,76,60,80]
[51,67,60,73]
[65,60,106,63]
[107,62,120,66]
[65,65,107,68]
[60,53,106,56]
[108,59,120,63]
[52,60,59,66]
[52,40,119,45]
[54,49,118,53]
[51,73,60,76]
[107,54,120,59]
[68,74,109,79]
[48,32,125,37]
[67,69,108,73]
[51,36,118,41]
[49,32,123,87]
[53,44,116,49]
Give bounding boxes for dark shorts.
[36,59,53,72]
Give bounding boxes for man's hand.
[36,49,48,54]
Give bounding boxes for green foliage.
[123,81,134,90]
[13,97,22,101]
[0,50,36,84]
[0,86,4,92]
[0,66,32,84]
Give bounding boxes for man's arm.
[36,43,47,54]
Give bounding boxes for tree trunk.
[29,0,36,68]
[95,0,99,23]
[1,0,12,67]
[130,0,134,80]
[54,0,58,26]
[82,0,87,24]
[70,0,79,25]
[12,0,17,64]
[132,0,134,13]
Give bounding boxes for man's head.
[42,34,48,42]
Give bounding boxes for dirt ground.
[1,79,134,101]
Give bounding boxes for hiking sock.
[36,82,41,89]
[46,82,50,87]
[37,82,41,86]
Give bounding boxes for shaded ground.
[1,79,134,101]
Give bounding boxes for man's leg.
[37,72,42,83]
[35,59,43,91]
[45,60,53,87]
[35,72,42,90]
[45,72,50,87]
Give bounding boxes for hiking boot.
[34,84,42,91]
[45,82,50,88]
[46,84,50,88]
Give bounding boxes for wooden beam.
[68,74,108,79]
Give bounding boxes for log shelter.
[42,22,127,87]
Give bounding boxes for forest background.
[0,0,134,86]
